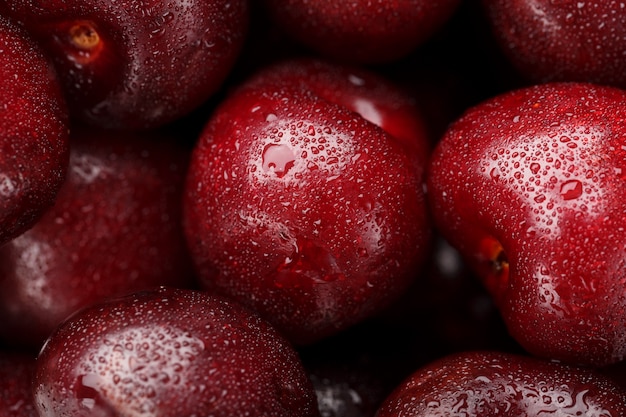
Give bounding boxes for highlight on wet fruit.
[0,1,625,416]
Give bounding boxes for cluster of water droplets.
[251,108,357,186]
[75,325,205,416]
[481,123,607,240]
[388,353,617,417]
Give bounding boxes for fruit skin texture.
[0,0,248,129]
[427,82,626,366]
[376,351,626,417]
[34,287,320,417]
[0,128,194,350]
[483,0,626,87]
[262,0,460,64]
[0,15,69,246]
[246,59,431,163]
[0,352,37,417]
[184,60,431,345]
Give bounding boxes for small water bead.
[262,144,296,178]
[560,179,583,200]
[530,162,541,174]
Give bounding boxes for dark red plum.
[377,351,626,416]
[0,0,248,129]
[427,82,626,366]
[0,129,194,349]
[0,15,69,246]
[483,0,626,87]
[262,0,461,64]
[33,287,320,417]
[184,60,431,345]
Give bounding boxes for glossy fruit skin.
[0,352,37,417]
[427,82,626,366]
[376,351,626,416]
[263,0,460,64]
[1,0,248,129]
[184,60,431,345]
[0,15,69,246]
[246,59,431,162]
[483,0,626,87]
[34,287,319,417]
[0,129,194,350]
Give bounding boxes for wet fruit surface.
[377,351,626,416]
[0,129,194,350]
[34,287,320,417]
[0,15,69,246]
[0,2,624,415]
[0,0,249,129]
[262,0,461,63]
[483,0,626,87]
[427,82,626,366]
[183,60,431,345]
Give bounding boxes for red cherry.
[262,0,461,64]
[33,287,319,417]
[242,58,431,162]
[0,15,69,246]
[0,128,193,349]
[0,0,248,129]
[483,0,626,87]
[427,82,626,366]
[184,59,431,345]
[377,351,626,416]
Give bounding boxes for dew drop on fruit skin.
[262,143,296,178]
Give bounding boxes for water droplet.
[307,161,319,171]
[348,74,365,86]
[262,144,296,178]
[530,163,541,174]
[76,374,100,410]
[560,179,583,200]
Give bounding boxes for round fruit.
[1,0,248,129]
[0,14,69,246]
[483,0,626,87]
[263,0,460,64]
[34,287,319,417]
[0,128,193,349]
[184,60,431,345]
[377,351,626,416]
[427,82,626,366]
